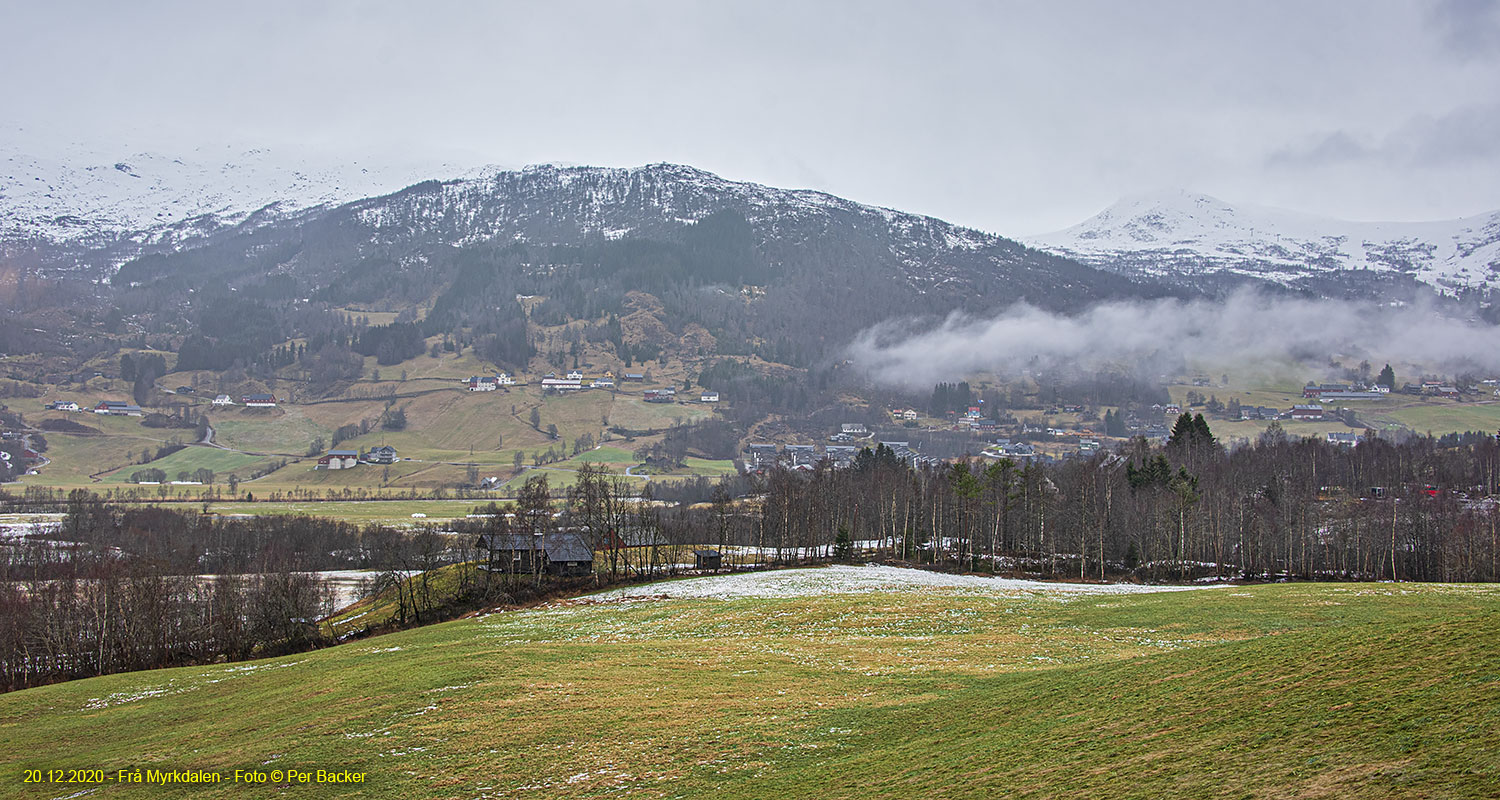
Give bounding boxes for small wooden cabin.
[693,549,722,572]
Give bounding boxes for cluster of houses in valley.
[1406,380,1463,398]
[981,439,1042,462]
[315,444,399,470]
[746,436,938,472]
[746,442,859,470]
[468,371,720,403]
[1304,379,1494,400]
[1302,383,1390,400]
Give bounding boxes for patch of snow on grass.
[583,564,1215,603]
[83,684,184,710]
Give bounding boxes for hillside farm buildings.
[316,450,360,470]
[365,445,399,464]
[93,401,143,416]
[468,374,515,391]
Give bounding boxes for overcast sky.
[3,0,1499,235]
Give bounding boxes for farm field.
[203,499,493,525]
[208,410,329,456]
[100,447,271,483]
[1,567,1495,799]
[1165,379,1500,443]
[1366,401,1500,437]
[19,378,724,495]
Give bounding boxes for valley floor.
[0,566,1496,798]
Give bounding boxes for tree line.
[740,422,1500,583]
[0,497,465,691]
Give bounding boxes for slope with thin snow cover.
[0,135,483,252]
[581,564,1213,602]
[343,162,1027,296]
[1028,190,1500,294]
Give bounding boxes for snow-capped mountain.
[0,134,487,251]
[110,161,1149,330]
[1027,191,1500,295]
[332,162,1023,297]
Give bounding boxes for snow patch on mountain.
[343,162,1019,294]
[1027,190,1500,294]
[0,135,487,247]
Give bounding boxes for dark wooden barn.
[475,532,594,577]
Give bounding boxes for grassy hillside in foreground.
[0,575,1496,798]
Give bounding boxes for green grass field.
[571,446,637,465]
[1165,379,1500,444]
[101,447,272,483]
[1,572,1495,798]
[209,410,329,456]
[1368,401,1500,437]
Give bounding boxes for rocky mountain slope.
[110,162,1155,316]
[1028,190,1500,296]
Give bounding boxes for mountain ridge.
[1028,190,1500,295]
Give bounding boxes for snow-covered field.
[582,564,1214,603]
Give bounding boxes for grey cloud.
[1399,103,1500,166]
[1428,0,1500,60]
[847,291,1500,389]
[1268,103,1500,171]
[1266,131,1371,168]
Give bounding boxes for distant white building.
[700,391,720,403]
[45,400,80,412]
[212,394,234,406]
[566,370,584,380]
